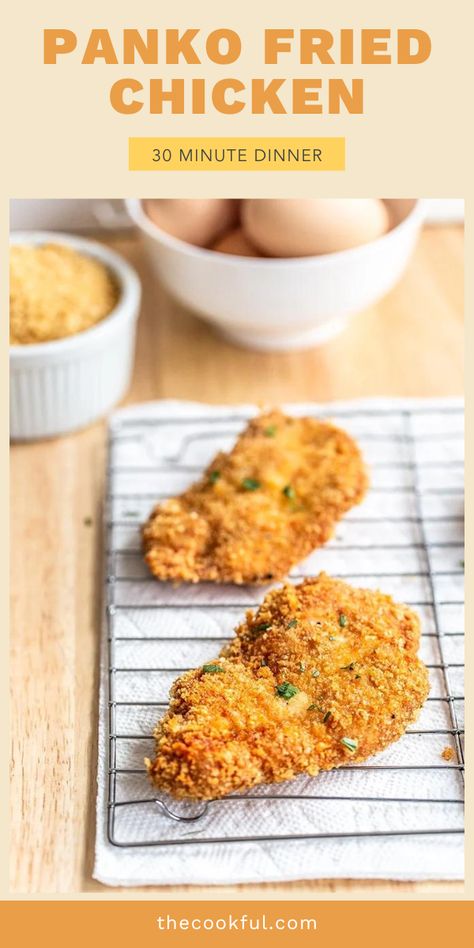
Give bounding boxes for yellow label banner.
[129,137,345,171]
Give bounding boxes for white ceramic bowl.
[126,198,424,352]
[10,232,141,440]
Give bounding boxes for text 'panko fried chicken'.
[146,574,430,800]
[142,411,368,584]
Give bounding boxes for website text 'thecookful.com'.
[156,913,317,932]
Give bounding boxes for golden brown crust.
[142,411,368,584]
[146,574,430,799]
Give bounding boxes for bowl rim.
[9,230,141,359]
[125,198,426,269]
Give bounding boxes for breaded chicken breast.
[143,411,368,584]
[146,574,429,799]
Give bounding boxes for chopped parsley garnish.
[311,669,320,678]
[287,618,298,629]
[264,425,277,437]
[242,477,261,491]
[282,484,295,500]
[355,674,361,680]
[202,664,225,674]
[341,662,355,671]
[253,621,272,633]
[323,711,332,723]
[307,704,323,712]
[340,737,358,752]
[339,613,348,627]
[209,470,221,483]
[276,681,299,701]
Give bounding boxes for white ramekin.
[10,232,141,441]
[126,199,425,352]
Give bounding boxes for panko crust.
[142,410,368,584]
[146,574,430,799]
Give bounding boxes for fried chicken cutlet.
[146,574,429,799]
[143,411,368,584]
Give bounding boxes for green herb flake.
[340,737,358,752]
[264,425,277,437]
[253,621,272,634]
[322,711,332,724]
[287,618,298,629]
[354,674,361,680]
[242,477,261,491]
[202,664,225,674]
[307,704,323,712]
[276,681,299,701]
[341,662,355,672]
[209,470,221,484]
[311,669,320,678]
[282,484,296,500]
[339,613,348,628]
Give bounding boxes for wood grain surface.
[10,224,464,895]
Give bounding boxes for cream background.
[2,0,471,196]
[1,0,470,901]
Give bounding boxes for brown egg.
[212,228,260,257]
[144,199,239,247]
[242,199,390,257]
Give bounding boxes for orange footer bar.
[1,900,471,948]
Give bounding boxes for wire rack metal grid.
[104,403,464,849]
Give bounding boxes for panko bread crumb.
[143,410,368,584]
[441,746,455,762]
[146,573,430,799]
[10,243,118,345]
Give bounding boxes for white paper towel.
[94,398,464,886]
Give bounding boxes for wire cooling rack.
[104,402,464,849]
